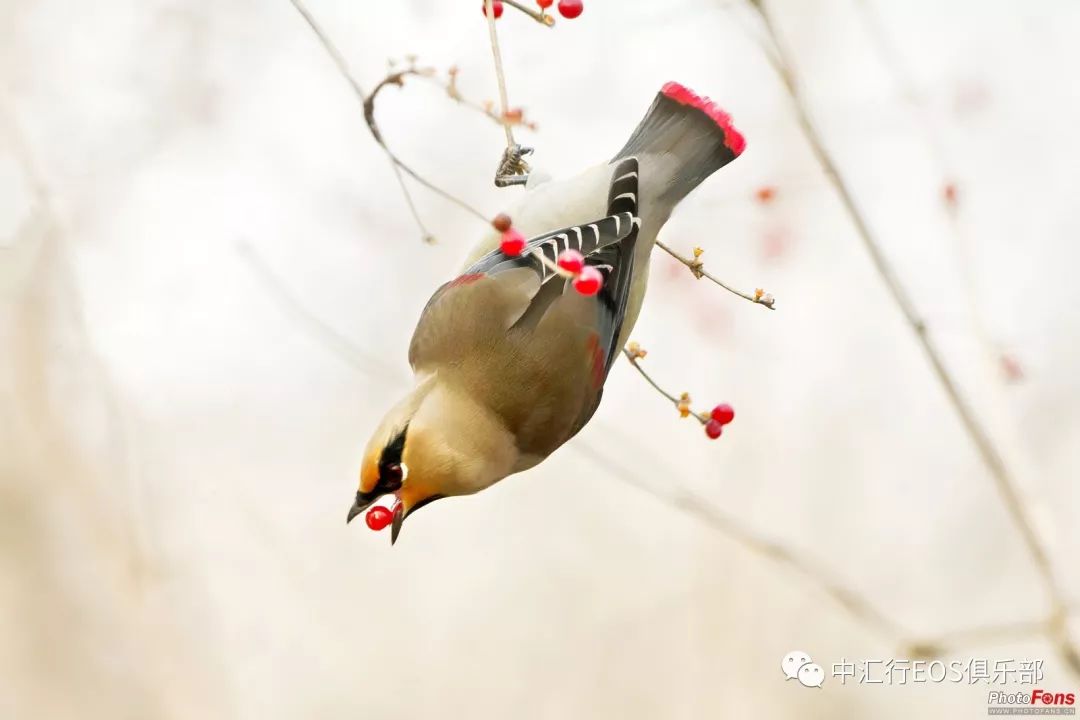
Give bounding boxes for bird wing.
[408,158,641,454]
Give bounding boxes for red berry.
[500,229,526,256]
[482,0,504,18]
[572,265,603,296]
[705,419,723,439]
[557,249,585,274]
[557,0,583,19]
[710,403,735,425]
[492,213,512,232]
[536,0,553,7]
[365,505,394,531]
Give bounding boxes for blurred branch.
[656,241,776,309]
[851,0,1011,375]
[235,241,401,383]
[905,613,1080,661]
[573,440,910,641]
[741,0,1079,677]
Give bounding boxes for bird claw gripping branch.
[494,144,533,187]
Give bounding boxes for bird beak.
[346,489,380,524]
[390,501,406,545]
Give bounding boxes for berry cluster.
[704,403,735,439]
[483,0,584,20]
[493,214,604,296]
[676,393,735,440]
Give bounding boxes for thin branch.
[435,66,539,131]
[288,0,490,235]
[361,68,490,223]
[744,0,1078,678]
[503,0,556,25]
[390,162,434,245]
[656,240,776,309]
[530,246,575,278]
[622,345,717,425]
[484,0,515,149]
[485,0,531,185]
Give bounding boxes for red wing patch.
[585,332,605,390]
[447,272,486,288]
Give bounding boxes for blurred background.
[2,0,1079,717]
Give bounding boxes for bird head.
[346,383,514,544]
[346,414,451,545]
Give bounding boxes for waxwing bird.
[347,82,745,543]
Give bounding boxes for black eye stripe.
[377,425,408,491]
[379,425,408,466]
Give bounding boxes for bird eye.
[383,463,402,482]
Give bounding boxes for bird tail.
[613,82,745,208]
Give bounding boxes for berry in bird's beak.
[365,506,394,531]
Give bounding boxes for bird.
[347,81,745,543]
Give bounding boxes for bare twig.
[530,246,575,278]
[484,0,531,186]
[503,0,556,25]
[744,0,1079,678]
[656,240,776,309]
[360,67,490,223]
[288,0,489,238]
[438,66,539,130]
[622,345,718,425]
[389,162,434,245]
[484,0,515,149]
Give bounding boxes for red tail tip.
[661,81,746,156]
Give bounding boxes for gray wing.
[409,160,639,375]
[407,158,641,451]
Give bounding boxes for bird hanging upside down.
[347,82,746,543]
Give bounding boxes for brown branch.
[622,344,715,425]
[503,0,556,25]
[485,0,516,150]
[437,66,539,131]
[288,0,490,239]
[656,240,776,309]
[744,0,1079,679]
[485,0,531,186]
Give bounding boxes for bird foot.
[494,144,533,188]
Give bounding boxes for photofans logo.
[988,689,1077,716]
